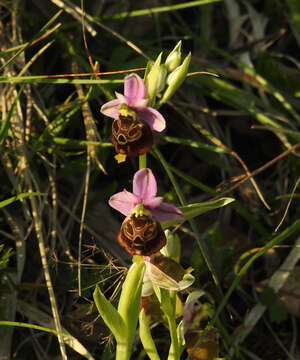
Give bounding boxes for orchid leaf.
[162,197,235,228]
[93,285,126,343]
[139,309,160,360]
[117,258,145,331]
[116,257,145,359]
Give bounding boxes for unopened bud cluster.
[144,41,191,107]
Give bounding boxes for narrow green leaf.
[139,309,160,360]
[93,285,126,343]
[52,137,112,148]
[0,321,69,338]
[0,10,62,72]
[0,192,46,209]
[101,0,223,20]
[0,246,13,269]
[162,135,227,153]
[116,258,145,360]
[181,198,235,218]
[0,76,123,85]
[162,198,235,228]
[117,258,145,338]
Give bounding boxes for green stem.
[159,288,179,360]
[167,289,179,360]
[167,313,180,360]
[139,153,147,169]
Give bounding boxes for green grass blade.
[101,0,223,20]
[162,135,227,153]
[0,76,123,84]
[0,321,69,338]
[0,10,62,72]
[0,87,23,143]
[0,192,46,209]
[51,137,112,148]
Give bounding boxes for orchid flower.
[101,73,166,133]
[109,168,183,256]
[109,168,183,222]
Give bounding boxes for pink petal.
[144,196,163,210]
[133,168,157,201]
[134,98,148,109]
[124,74,146,105]
[108,189,138,216]
[137,107,166,132]
[100,98,121,119]
[150,202,183,222]
[115,92,129,105]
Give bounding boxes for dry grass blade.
[73,63,106,175]
[274,177,300,233]
[50,0,151,60]
[9,100,67,359]
[49,0,97,36]
[177,102,271,210]
[0,210,26,359]
[1,14,67,356]
[214,143,300,199]
[77,156,90,297]
[72,60,106,295]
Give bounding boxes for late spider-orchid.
[101,74,166,158]
[109,168,183,255]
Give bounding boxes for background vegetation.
[1,0,300,359]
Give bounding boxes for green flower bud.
[156,64,167,94]
[159,52,191,106]
[165,41,182,73]
[145,53,167,106]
